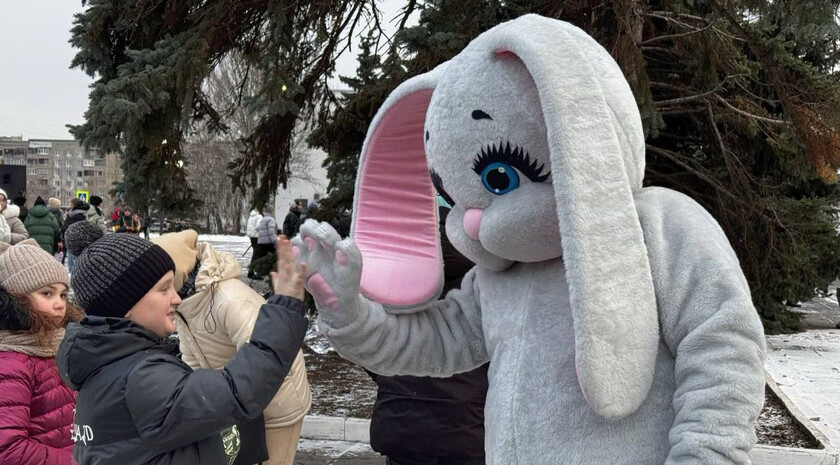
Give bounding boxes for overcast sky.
[0,0,414,140]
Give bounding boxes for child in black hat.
[57,228,308,465]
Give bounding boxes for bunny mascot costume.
[294,14,766,465]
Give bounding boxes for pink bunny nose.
[463,208,483,241]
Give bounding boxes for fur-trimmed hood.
[2,204,20,220]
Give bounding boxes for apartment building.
[0,137,122,210]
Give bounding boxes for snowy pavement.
[296,439,382,464]
[764,283,840,452]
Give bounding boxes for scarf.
[0,328,65,357]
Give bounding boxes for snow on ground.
[296,439,382,464]
[765,329,840,449]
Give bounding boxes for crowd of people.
[0,183,485,465]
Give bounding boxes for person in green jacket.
[23,197,60,254]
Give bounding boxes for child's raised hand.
[270,235,307,301]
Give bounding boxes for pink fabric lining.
[354,89,442,307]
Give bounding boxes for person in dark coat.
[12,196,28,223]
[368,198,488,465]
[23,197,60,254]
[60,198,90,272]
[115,207,138,233]
[57,226,309,465]
[282,202,301,239]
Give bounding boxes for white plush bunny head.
[351,14,659,419]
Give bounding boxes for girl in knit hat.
[0,239,82,465]
[57,225,309,465]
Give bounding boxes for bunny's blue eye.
[481,162,520,195]
[472,141,549,196]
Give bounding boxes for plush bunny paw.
[292,220,363,326]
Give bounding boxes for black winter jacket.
[368,207,487,459]
[282,208,300,238]
[60,204,90,241]
[56,295,307,465]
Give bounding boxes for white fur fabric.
[307,13,766,465]
[319,188,766,464]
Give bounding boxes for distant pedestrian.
[47,198,64,229]
[61,198,91,272]
[0,239,82,465]
[86,195,107,232]
[23,197,61,254]
[282,202,301,239]
[132,212,142,236]
[247,209,263,279]
[252,205,278,276]
[0,189,29,244]
[115,207,138,234]
[140,215,150,239]
[0,190,13,244]
[12,196,28,223]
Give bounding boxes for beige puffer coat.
[176,242,311,428]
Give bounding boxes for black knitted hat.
[69,233,175,319]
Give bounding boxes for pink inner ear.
[354,89,442,307]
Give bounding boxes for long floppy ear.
[481,15,658,419]
[351,63,448,312]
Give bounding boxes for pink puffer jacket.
[0,351,76,465]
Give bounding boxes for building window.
[65,159,71,167]
[83,159,94,167]
[37,148,48,155]
[27,168,36,175]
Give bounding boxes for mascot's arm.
[293,220,488,377]
[637,187,766,465]
[321,269,487,377]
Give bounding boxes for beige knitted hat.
[152,229,199,291]
[48,197,61,209]
[0,239,70,295]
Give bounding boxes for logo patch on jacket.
[220,425,241,465]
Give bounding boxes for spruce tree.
[313,0,840,332]
[69,0,377,215]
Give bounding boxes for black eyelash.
[429,169,456,207]
[471,141,550,182]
